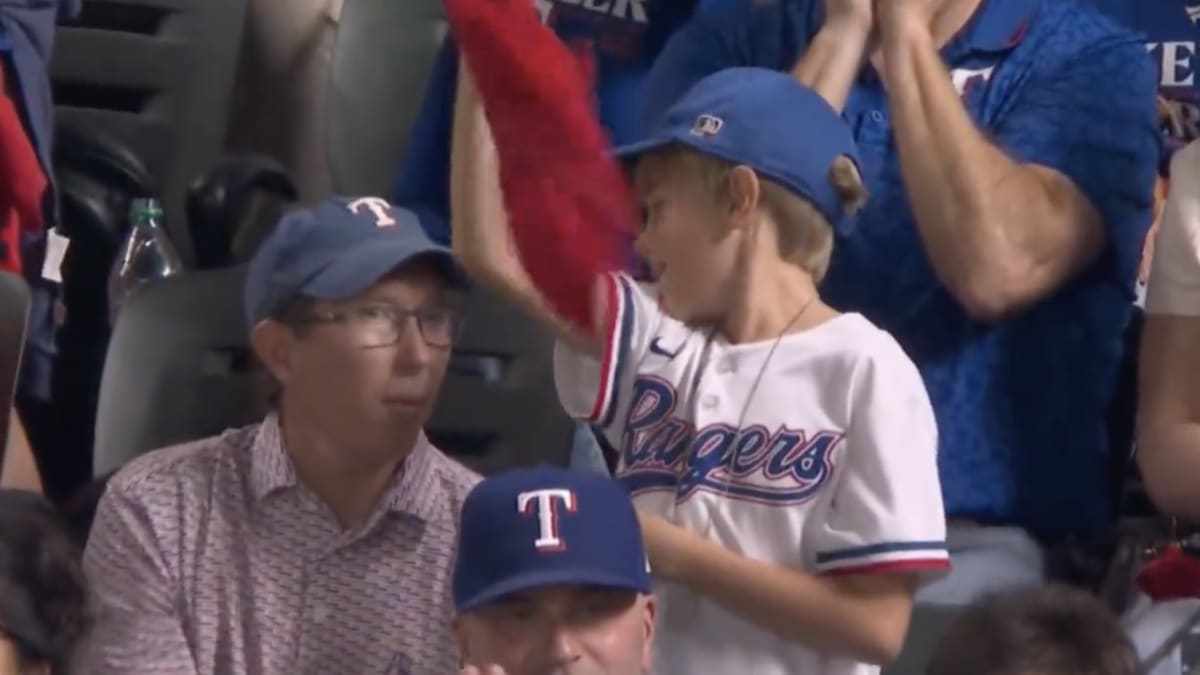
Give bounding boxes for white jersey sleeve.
[807,334,949,578]
[1147,140,1200,316]
[553,271,661,433]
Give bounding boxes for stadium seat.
[427,287,577,474]
[92,265,260,476]
[882,603,961,675]
[328,0,446,196]
[52,0,250,261]
[0,271,31,454]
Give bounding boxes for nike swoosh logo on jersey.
[648,337,681,359]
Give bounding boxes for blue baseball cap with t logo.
[243,196,467,325]
[453,465,652,614]
[613,67,861,226]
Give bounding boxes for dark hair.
[0,490,90,673]
[927,584,1137,675]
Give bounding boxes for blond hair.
[635,146,867,282]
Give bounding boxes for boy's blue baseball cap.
[614,67,860,225]
[453,466,651,614]
[243,196,466,325]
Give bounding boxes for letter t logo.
[516,488,576,552]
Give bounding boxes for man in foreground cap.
[80,197,480,674]
[454,466,656,675]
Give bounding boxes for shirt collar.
[249,414,444,524]
[249,414,296,499]
[950,0,1041,54]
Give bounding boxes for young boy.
[450,58,948,675]
[928,584,1138,675]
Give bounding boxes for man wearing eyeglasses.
[78,197,480,674]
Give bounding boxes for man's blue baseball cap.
[453,466,651,614]
[243,196,467,325]
[613,67,860,226]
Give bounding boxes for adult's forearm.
[792,17,871,112]
[882,14,1097,319]
[1137,315,1200,518]
[1138,422,1200,519]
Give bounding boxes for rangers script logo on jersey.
[620,376,842,505]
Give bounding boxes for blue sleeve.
[995,34,1160,290]
[642,0,814,128]
[390,38,459,246]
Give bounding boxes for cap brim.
[456,566,651,615]
[302,233,468,301]
[611,135,676,161]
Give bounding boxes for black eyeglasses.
[298,302,464,348]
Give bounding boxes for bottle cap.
[129,197,164,221]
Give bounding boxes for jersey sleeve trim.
[814,540,950,576]
[586,272,635,427]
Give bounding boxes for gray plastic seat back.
[882,604,962,675]
[93,265,260,475]
[429,287,576,474]
[0,271,31,457]
[328,0,445,195]
[52,0,250,259]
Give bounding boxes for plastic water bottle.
[107,198,184,325]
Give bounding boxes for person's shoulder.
[105,423,260,504]
[807,313,922,385]
[1028,0,1148,53]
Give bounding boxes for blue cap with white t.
[453,466,651,614]
[243,196,467,326]
[613,67,861,226]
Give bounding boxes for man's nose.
[544,623,583,667]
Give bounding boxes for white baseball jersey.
[1124,595,1200,675]
[1147,139,1200,316]
[554,272,949,675]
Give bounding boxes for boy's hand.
[636,509,707,583]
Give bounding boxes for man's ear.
[641,595,657,670]
[250,319,295,386]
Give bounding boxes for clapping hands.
[823,0,940,40]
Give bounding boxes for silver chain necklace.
[678,294,819,534]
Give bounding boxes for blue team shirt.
[392,0,739,245]
[646,0,1159,539]
[1090,1,1200,146]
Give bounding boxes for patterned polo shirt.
[77,415,480,675]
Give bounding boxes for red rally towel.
[443,0,638,332]
[0,62,47,275]
[1139,544,1200,601]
